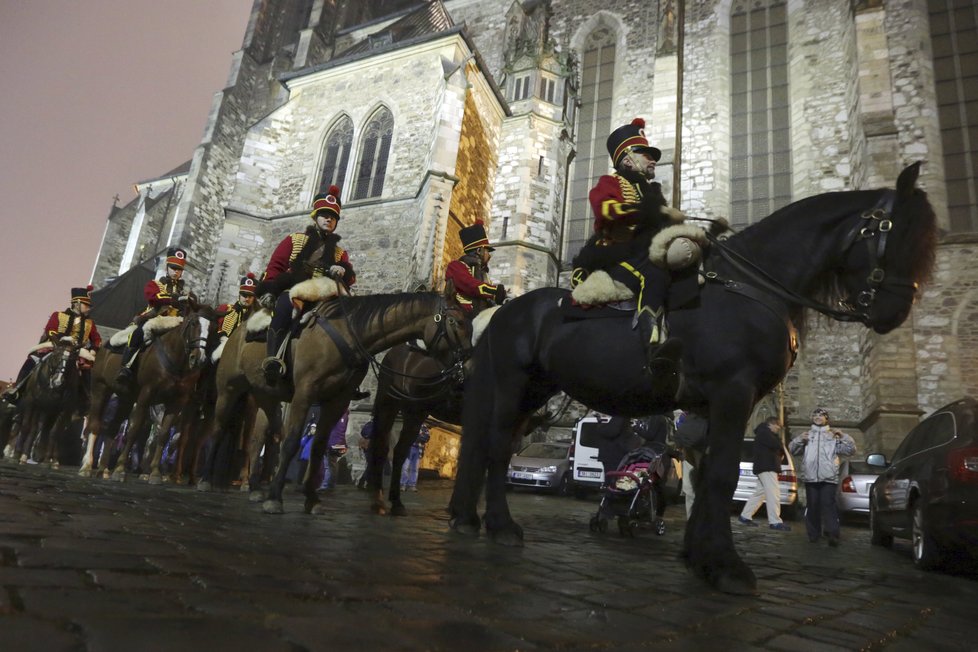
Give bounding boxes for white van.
[571,415,609,492]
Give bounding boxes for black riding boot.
[636,307,683,396]
[116,326,144,385]
[261,294,292,382]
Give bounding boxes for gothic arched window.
[729,0,791,228]
[353,107,394,200]
[929,0,978,232]
[564,25,616,262]
[318,116,353,195]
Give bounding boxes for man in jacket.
[738,417,791,531]
[789,407,856,546]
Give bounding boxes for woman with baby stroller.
[588,415,673,537]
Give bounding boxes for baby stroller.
[589,444,668,537]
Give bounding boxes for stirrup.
[261,356,286,379]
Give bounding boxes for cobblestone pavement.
[1,462,977,651]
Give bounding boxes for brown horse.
[79,309,210,481]
[255,287,469,515]
[195,311,284,500]
[8,342,87,466]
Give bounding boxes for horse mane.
[338,292,442,334]
[723,184,938,330]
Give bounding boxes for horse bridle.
[836,191,917,318]
[706,189,914,327]
[156,312,209,376]
[333,296,470,395]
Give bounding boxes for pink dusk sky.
[0,1,253,380]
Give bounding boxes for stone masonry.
[91,0,977,458]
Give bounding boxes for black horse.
[367,341,467,516]
[449,163,938,594]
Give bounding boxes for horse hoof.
[50,462,60,470]
[370,500,388,515]
[488,527,525,547]
[390,502,408,517]
[19,455,28,465]
[196,481,211,492]
[449,516,481,537]
[110,471,126,483]
[262,500,284,514]
[148,474,162,486]
[239,483,250,493]
[2,445,13,458]
[77,467,90,478]
[310,503,327,515]
[248,491,264,503]
[714,573,759,596]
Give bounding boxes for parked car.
[838,459,880,518]
[868,397,978,569]
[506,440,572,494]
[733,437,799,520]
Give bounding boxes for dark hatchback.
[868,397,978,569]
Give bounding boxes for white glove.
[176,294,189,303]
[328,265,346,279]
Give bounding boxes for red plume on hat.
[606,117,661,166]
[239,272,257,295]
[311,185,342,220]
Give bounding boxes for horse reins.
[703,190,909,326]
[328,296,469,399]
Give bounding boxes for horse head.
[45,339,80,391]
[420,281,472,366]
[176,309,211,371]
[835,162,938,334]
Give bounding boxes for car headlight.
[538,465,557,473]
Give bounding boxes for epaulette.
[334,246,345,262]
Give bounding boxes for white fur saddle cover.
[108,316,183,348]
[290,277,340,303]
[572,224,712,306]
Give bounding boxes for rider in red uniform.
[445,221,506,315]
[117,247,191,383]
[4,285,101,404]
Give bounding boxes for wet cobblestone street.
[1,462,977,651]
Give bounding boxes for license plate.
[739,469,753,476]
[579,470,602,479]
[511,472,533,480]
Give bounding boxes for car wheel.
[556,473,571,497]
[911,502,942,570]
[869,500,892,548]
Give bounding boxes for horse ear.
[896,162,921,197]
[443,279,456,301]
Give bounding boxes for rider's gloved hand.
[328,265,346,280]
[176,295,189,303]
[494,284,507,304]
[259,293,276,310]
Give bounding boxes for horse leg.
[246,401,273,502]
[388,410,423,517]
[196,389,240,491]
[682,397,757,595]
[368,394,399,515]
[263,393,313,514]
[110,391,151,482]
[449,396,492,536]
[303,400,348,515]
[148,411,177,485]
